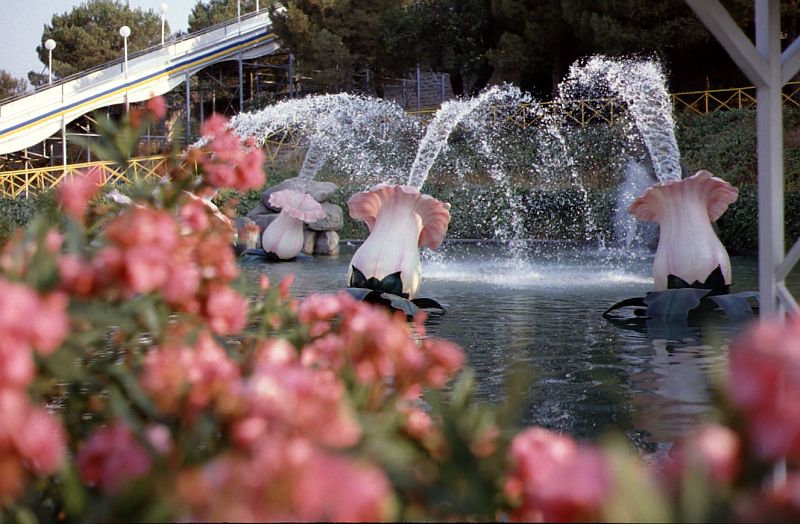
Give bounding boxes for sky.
[0,0,199,84]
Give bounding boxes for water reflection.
[239,243,792,449]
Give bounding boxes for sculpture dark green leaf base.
[347,266,446,317]
[238,248,312,263]
[603,266,758,326]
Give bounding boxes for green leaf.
[643,288,710,323]
[602,297,647,318]
[380,292,419,316]
[707,291,759,322]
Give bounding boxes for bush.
[6,97,800,523]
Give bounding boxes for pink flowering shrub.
[4,95,800,523]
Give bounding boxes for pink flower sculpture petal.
[262,190,326,260]
[347,184,451,299]
[628,170,738,291]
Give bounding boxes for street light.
[45,39,56,86]
[119,25,131,78]
[119,25,131,112]
[160,3,168,46]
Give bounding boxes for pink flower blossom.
[145,95,167,120]
[728,317,800,460]
[177,437,392,522]
[58,167,104,220]
[663,423,740,486]
[505,427,611,522]
[199,114,265,191]
[77,422,153,493]
[204,285,248,335]
[0,278,69,356]
[13,407,66,475]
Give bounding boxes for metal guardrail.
[4,80,800,199]
[0,8,271,107]
[0,155,168,198]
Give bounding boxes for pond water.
[240,242,792,454]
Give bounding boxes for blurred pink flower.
[728,317,800,460]
[13,407,66,475]
[77,422,153,494]
[663,423,740,486]
[291,452,393,522]
[145,95,167,120]
[245,362,361,449]
[505,427,611,522]
[204,285,248,335]
[199,114,265,191]
[0,341,34,388]
[0,278,68,356]
[58,167,104,221]
[178,437,392,522]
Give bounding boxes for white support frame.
[686,0,800,317]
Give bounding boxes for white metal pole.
[160,3,168,46]
[120,26,131,112]
[61,116,67,176]
[45,39,56,86]
[756,0,785,318]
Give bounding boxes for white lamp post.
[45,39,56,86]
[119,25,131,111]
[119,25,131,77]
[160,3,168,46]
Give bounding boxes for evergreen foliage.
[33,0,168,82]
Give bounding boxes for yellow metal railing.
[0,155,169,199]
[5,81,800,198]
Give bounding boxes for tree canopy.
[34,0,169,83]
[267,0,800,98]
[188,0,259,32]
[0,70,27,100]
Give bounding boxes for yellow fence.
[4,81,800,198]
[0,156,169,199]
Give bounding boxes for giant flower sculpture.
[261,189,326,260]
[346,184,451,302]
[603,170,757,326]
[628,170,738,291]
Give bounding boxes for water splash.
[560,56,682,182]
[228,93,421,187]
[406,84,526,189]
[614,159,658,249]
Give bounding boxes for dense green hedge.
[0,191,61,243]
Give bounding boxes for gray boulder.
[250,213,280,238]
[314,231,340,256]
[261,177,338,210]
[302,230,317,256]
[246,202,271,220]
[307,203,343,232]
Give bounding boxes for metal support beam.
[754,0,788,316]
[687,0,799,316]
[238,54,244,111]
[185,73,191,143]
[61,116,67,176]
[781,35,800,84]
